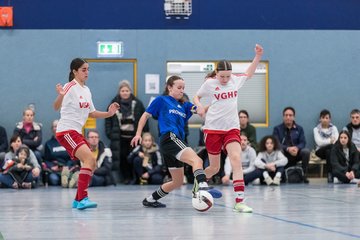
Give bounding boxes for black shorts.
[160,132,189,168]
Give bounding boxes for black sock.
[151,186,168,201]
[194,169,206,183]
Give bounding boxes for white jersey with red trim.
[196,74,248,132]
[56,80,96,134]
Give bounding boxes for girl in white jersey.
[194,44,263,213]
[53,58,119,210]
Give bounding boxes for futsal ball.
[192,190,214,212]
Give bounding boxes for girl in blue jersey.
[131,76,213,208]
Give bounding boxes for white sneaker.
[272,176,281,186]
[350,178,360,184]
[333,177,341,184]
[264,176,273,186]
[251,178,260,185]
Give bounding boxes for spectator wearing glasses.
[86,129,114,187]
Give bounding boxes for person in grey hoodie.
[255,135,288,185]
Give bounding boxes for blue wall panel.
[1,30,359,148]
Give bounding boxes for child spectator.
[255,135,288,185]
[0,134,41,188]
[128,132,164,185]
[7,146,33,189]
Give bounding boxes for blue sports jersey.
[146,95,194,140]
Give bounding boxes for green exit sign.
[97,41,124,58]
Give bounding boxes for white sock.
[146,195,155,202]
[199,182,209,188]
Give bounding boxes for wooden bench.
[309,159,327,177]
[309,150,327,178]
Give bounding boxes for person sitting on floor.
[222,133,258,185]
[86,129,114,187]
[127,132,164,185]
[255,135,288,186]
[7,146,34,189]
[330,130,360,184]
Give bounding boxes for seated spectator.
[273,106,310,183]
[7,146,33,189]
[330,130,360,184]
[0,133,41,188]
[239,110,258,151]
[127,132,164,185]
[313,109,339,183]
[0,125,8,168]
[222,133,258,185]
[343,109,360,152]
[14,107,43,164]
[254,135,288,185]
[43,120,73,186]
[86,129,114,187]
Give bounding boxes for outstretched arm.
[53,84,65,111]
[131,112,151,147]
[245,44,264,78]
[89,102,120,119]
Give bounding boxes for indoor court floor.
[1,180,359,240]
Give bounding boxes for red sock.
[233,179,245,203]
[75,168,93,201]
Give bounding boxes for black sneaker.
[142,198,166,208]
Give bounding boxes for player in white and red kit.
[194,44,263,213]
[53,58,119,210]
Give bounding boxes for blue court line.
[252,212,360,239]
[279,187,357,204]
[174,193,360,239]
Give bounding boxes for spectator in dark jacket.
[0,125,8,168]
[343,109,360,152]
[273,106,310,183]
[0,134,41,188]
[105,80,148,184]
[127,132,164,185]
[43,120,73,186]
[87,129,114,186]
[330,130,360,184]
[14,107,43,164]
[7,146,33,189]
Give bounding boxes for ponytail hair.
[206,60,232,79]
[69,58,88,82]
